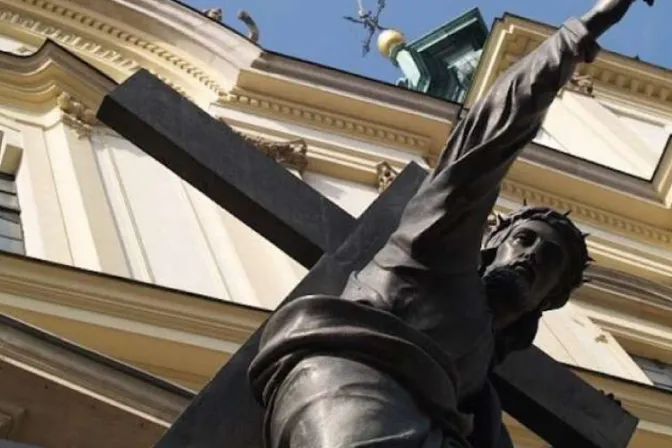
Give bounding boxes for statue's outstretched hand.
[582,0,654,38]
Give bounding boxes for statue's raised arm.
[249,3,653,448]
[384,0,653,274]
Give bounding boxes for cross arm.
[97,69,354,269]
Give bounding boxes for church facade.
[0,1,669,446]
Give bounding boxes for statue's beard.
[482,264,531,318]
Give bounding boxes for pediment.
[463,13,672,250]
[0,39,115,111]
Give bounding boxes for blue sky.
[185,1,669,84]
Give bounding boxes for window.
[0,173,24,255]
[631,355,672,391]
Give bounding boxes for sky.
[185,1,670,85]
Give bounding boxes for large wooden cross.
[97,70,638,448]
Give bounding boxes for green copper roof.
[393,8,488,103]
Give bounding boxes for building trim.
[251,50,461,122]
[0,313,192,426]
[223,89,433,153]
[3,0,233,95]
[0,40,115,111]
[467,14,672,113]
[0,251,266,344]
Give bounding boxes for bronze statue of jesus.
[249,1,655,447]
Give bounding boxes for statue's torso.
[342,254,494,400]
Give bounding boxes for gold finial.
[377,29,405,59]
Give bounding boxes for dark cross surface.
[97,69,638,448]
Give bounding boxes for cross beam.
[97,70,638,448]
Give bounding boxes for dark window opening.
[631,355,672,391]
[0,173,24,255]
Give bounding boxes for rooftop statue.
[249,1,655,447]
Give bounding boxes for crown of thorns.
[482,204,592,311]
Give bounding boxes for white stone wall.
[3,111,659,382]
[535,90,672,178]
[91,132,309,308]
[303,173,378,217]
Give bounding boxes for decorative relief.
[375,161,399,192]
[237,132,308,173]
[567,72,594,96]
[495,28,672,107]
[56,92,99,138]
[217,119,308,172]
[225,91,430,150]
[1,2,224,94]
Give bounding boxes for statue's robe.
[249,18,599,448]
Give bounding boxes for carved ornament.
[567,72,595,96]
[56,92,99,138]
[238,132,308,173]
[203,8,223,22]
[220,122,308,173]
[375,161,399,193]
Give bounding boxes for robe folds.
[249,18,600,448]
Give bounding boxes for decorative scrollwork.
[567,72,595,96]
[375,161,398,192]
[56,92,99,138]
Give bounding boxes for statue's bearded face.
[482,219,568,330]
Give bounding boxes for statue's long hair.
[479,206,591,362]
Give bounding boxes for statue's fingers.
[642,0,654,6]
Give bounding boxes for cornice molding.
[251,51,462,122]
[470,15,672,114]
[0,40,115,111]
[0,314,191,425]
[0,252,267,347]
[223,89,431,152]
[2,0,224,96]
[499,178,672,246]
[577,264,672,332]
